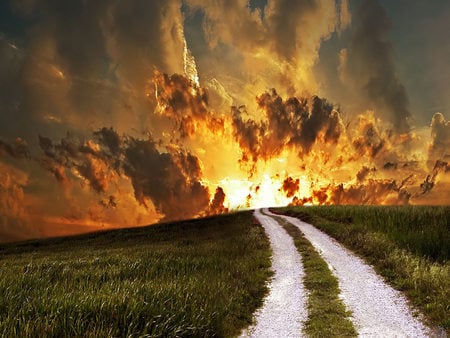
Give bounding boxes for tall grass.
[0,212,272,337]
[276,206,450,334]
[285,206,449,262]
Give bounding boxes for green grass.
[268,213,356,337]
[275,206,450,335]
[0,211,272,337]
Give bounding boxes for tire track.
[240,209,307,337]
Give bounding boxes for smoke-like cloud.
[428,112,450,162]
[208,187,228,214]
[0,138,29,159]
[123,137,210,221]
[281,177,300,198]
[419,160,449,195]
[185,0,349,100]
[351,113,386,159]
[356,166,369,182]
[0,163,34,241]
[232,90,343,164]
[339,0,411,133]
[154,71,224,138]
[35,126,214,221]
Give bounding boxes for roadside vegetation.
[275,206,450,334]
[268,212,357,337]
[0,211,272,337]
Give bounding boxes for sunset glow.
[0,0,449,241]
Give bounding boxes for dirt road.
[242,208,432,337]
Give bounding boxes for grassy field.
[0,211,272,337]
[269,213,356,337]
[274,206,450,334]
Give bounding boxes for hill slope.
[0,212,272,337]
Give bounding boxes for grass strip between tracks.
[268,212,357,337]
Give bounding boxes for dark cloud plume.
[94,127,122,156]
[37,133,112,193]
[154,72,224,138]
[341,0,410,133]
[352,117,385,159]
[329,180,410,205]
[0,138,29,159]
[208,187,228,215]
[281,176,300,198]
[419,160,448,195]
[231,105,265,163]
[36,128,213,221]
[123,138,210,221]
[232,90,343,163]
[356,166,374,183]
[267,0,318,60]
[0,167,35,242]
[428,112,450,161]
[286,176,412,206]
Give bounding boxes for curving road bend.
[264,208,431,338]
[239,209,308,337]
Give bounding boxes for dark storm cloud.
[356,166,374,182]
[37,133,113,193]
[154,71,224,138]
[35,128,212,221]
[123,138,210,220]
[231,105,265,163]
[94,127,121,156]
[232,90,343,163]
[267,0,318,60]
[281,176,300,198]
[287,96,342,152]
[419,160,448,195]
[352,116,385,159]
[340,0,410,133]
[0,167,34,242]
[328,180,410,205]
[208,187,228,214]
[0,0,186,144]
[0,138,29,158]
[428,112,450,161]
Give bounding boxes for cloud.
[351,113,386,159]
[281,176,300,198]
[185,0,347,98]
[208,187,228,214]
[123,137,210,221]
[339,0,410,133]
[0,163,37,241]
[154,71,224,138]
[35,126,213,221]
[0,138,29,159]
[356,166,375,182]
[0,0,192,145]
[428,112,450,161]
[232,90,343,164]
[419,159,448,195]
[328,180,410,205]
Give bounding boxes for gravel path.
[265,208,432,338]
[239,209,308,337]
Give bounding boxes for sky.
[0,0,449,241]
